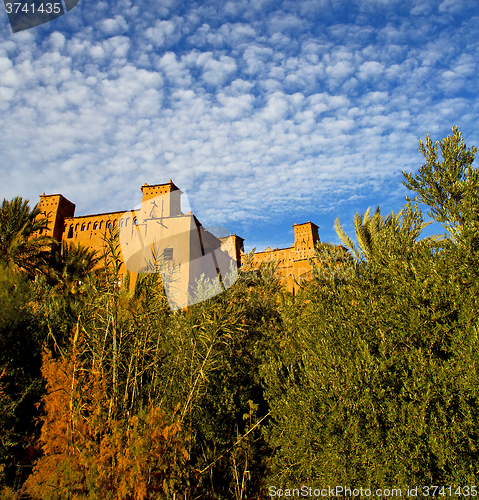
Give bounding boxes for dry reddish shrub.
[24,351,189,500]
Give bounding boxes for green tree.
[334,205,383,262]
[402,126,479,246]
[182,264,279,499]
[47,242,100,294]
[334,203,440,264]
[0,264,47,491]
[263,130,479,488]
[0,197,51,277]
[264,203,479,487]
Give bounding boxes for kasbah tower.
[36,179,341,293]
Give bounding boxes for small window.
[107,222,112,229]
[133,218,137,225]
[81,224,86,231]
[163,248,173,261]
[93,222,99,230]
[67,226,74,238]
[120,220,125,228]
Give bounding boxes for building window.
[133,218,137,225]
[67,226,73,238]
[93,222,99,230]
[163,248,173,261]
[107,222,112,229]
[81,224,86,231]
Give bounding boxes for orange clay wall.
[63,210,126,269]
[37,193,75,248]
[241,221,345,292]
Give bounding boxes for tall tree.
[334,205,383,262]
[402,126,479,246]
[48,242,100,294]
[0,197,51,277]
[334,203,438,264]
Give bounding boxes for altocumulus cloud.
[1,0,479,247]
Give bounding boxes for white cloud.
[157,52,192,87]
[215,92,254,120]
[100,16,128,35]
[358,61,385,80]
[326,60,355,80]
[438,0,465,14]
[49,32,66,50]
[145,20,176,46]
[0,0,478,238]
[199,54,237,86]
[242,45,274,75]
[268,12,306,34]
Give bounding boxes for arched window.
[120,220,125,228]
[81,224,86,231]
[133,218,138,225]
[87,222,91,231]
[93,222,99,230]
[99,221,103,229]
[107,221,112,229]
[67,225,74,238]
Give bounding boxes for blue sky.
[1,0,479,252]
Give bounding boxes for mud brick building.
[37,180,339,295]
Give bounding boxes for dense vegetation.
[1,127,479,498]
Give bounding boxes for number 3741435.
[5,3,61,14]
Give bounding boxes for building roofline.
[254,245,293,254]
[63,210,196,221]
[292,221,319,229]
[40,193,75,207]
[218,234,245,242]
[141,179,182,193]
[64,210,128,220]
[252,241,345,255]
